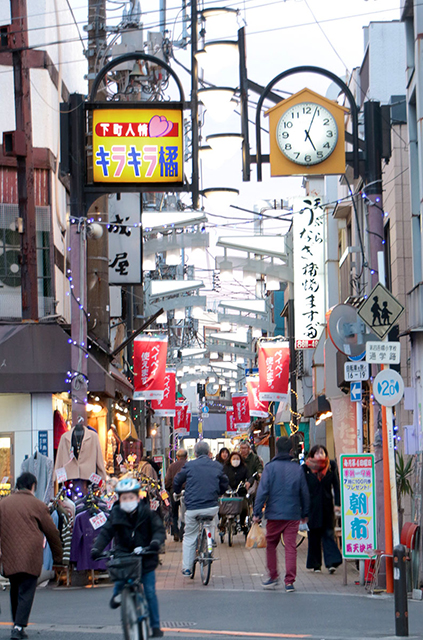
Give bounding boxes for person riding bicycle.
[91,477,165,638]
[222,451,249,532]
[173,441,228,577]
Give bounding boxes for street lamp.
[165,248,181,266]
[195,41,239,73]
[206,133,243,159]
[202,188,239,208]
[218,257,234,282]
[198,87,237,122]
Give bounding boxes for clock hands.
[304,106,319,151]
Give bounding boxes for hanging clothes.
[54,426,107,482]
[70,493,110,571]
[21,451,54,504]
[106,427,123,476]
[122,435,143,464]
[54,410,69,451]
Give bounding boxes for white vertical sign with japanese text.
[292,197,325,349]
[340,454,377,559]
[108,193,141,284]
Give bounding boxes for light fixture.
[252,328,262,338]
[243,270,256,286]
[200,378,206,384]
[143,256,156,271]
[223,354,231,362]
[181,382,188,389]
[190,247,206,263]
[177,368,184,377]
[202,187,239,209]
[189,366,196,374]
[116,412,127,421]
[236,356,244,364]
[190,381,197,387]
[218,258,233,282]
[315,411,333,426]
[206,134,243,159]
[210,351,219,359]
[199,145,219,170]
[174,309,185,321]
[192,306,204,319]
[183,365,190,373]
[165,248,181,266]
[220,321,232,332]
[195,41,239,73]
[156,311,168,324]
[266,276,281,290]
[151,428,157,436]
[208,376,216,383]
[198,87,236,122]
[86,403,102,413]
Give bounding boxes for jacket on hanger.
[21,452,54,504]
[106,428,123,475]
[54,426,107,482]
[122,436,143,463]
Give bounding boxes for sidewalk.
[156,532,365,595]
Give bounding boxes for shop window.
[0,434,14,494]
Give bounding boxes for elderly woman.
[303,445,342,574]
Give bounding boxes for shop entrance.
[0,433,14,490]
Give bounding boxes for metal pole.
[238,27,250,182]
[357,397,365,585]
[394,545,409,637]
[364,102,384,288]
[190,0,199,209]
[10,0,38,320]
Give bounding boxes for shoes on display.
[285,583,295,593]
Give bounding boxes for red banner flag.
[246,376,269,418]
[232,393,250,430]
[226,407,237,432]
[185,404,192,434]
[151,369,176,417]
[133,335,168,400]
[174,402,188,435]
[258,341,290,402]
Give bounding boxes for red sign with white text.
[246,377,269,418]
[232,393,250,430]
[133,336,168,400]
[226,408,237,432]
[258,341,290,402]
[174,402,188,435]
[151,369,176,417]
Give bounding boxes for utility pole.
[9,0,38,320]
[364,101,384,287]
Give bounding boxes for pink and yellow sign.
[92,106,183,184]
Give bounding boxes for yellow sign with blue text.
[92,105,183,185]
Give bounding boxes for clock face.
[276,102,338,166]
[206,382,218,395]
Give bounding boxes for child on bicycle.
[91,477,165,638]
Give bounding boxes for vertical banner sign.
[151,369,176,417]
[174,402,188,436]
[91,105,183,186]
[185,403,192,435]
[108,193,141,284]
[232,393,250,430]
[226,408,237,433]
[133,336,168,400]
[246,377,269,418]
[258,341,290,403]
[340,454,377,559]
[292,197,325,349]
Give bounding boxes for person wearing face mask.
[91,478,165,638]
[223,452,249,531]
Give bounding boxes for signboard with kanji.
[89,103,184,188]
[340,454,377,560]
[108,193,141,284]
[366,341,400,365]
[292,197,325,349]
[344,361,369,382]
[358,283,404,339]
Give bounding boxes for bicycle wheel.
[121,587,141,640]
[228,520,233,547]
[137,593,149,640]
[199,529,212,586]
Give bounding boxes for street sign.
[350,381,362,403]
[373,369,404,407]
[201,405,209,419]
[340,454,377,560]
[344,361,369,382]
[366,341,401,365]
[358,283,404,339]
[327,303,380,359]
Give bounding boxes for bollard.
[394,544,409,637]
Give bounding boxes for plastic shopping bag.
[245,522,266,549]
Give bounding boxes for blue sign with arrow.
[350,381,362,403]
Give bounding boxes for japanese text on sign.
[292,197,325,349]
[92,107,183,184]
[366,341,401,365]
[344,362,369,382]
[340,454,377,559]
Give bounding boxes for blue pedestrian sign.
[350,381,362,403]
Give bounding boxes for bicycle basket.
[107,555,142,583]
[219,497,244,516]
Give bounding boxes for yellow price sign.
[92,105,183,185]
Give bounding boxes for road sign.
[373,369,404,407]
[358,283,404,340]
[201,406,209,419]
[366,341,401,364]
[344,361,369,382]
[350,381,362,402]
[327,303,380,359]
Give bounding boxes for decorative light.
[174,309,185,321]
[208,376,216,383]
[190,381,197,387]
[219,258,233,282]
[202,187,239,209]
[190,247,206,263]
[181,382,188,389]
[165,248,181,266]
[210,352,219,359]
[195,41,239,73]
[223,354,231,362]
[192,306,204,319]
[189,366,196,374]
[156,311,168,324]
[266,276,281,290]
[199,145,219,170]
[177,368,184,377]
[143,257,156,271]
[183,365,190,373]
[252,328,262,338]
[116,412,127,422]
[206,134,243,159]
[151,428,157,436]
[220,322,232,332]
[236,356,244,364]
[243,270,256,286]
[198,87,236,122]
[315,411,333,426]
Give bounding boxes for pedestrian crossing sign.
[357,282,404,339]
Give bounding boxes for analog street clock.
[276,102,338,166]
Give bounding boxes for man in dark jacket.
[174,441,228,576]
[239,441,263,479]
[91,477,165,638]
[165,449,187,541]
[254,437,309,592]
[0,472,63,640]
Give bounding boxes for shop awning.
[0,323,133,397]
[303,395,331,418]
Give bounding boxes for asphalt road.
[0,585,422,640]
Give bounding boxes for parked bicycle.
[101,549,155,640]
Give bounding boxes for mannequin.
[54,418,107,482]
[72,416,85,460]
